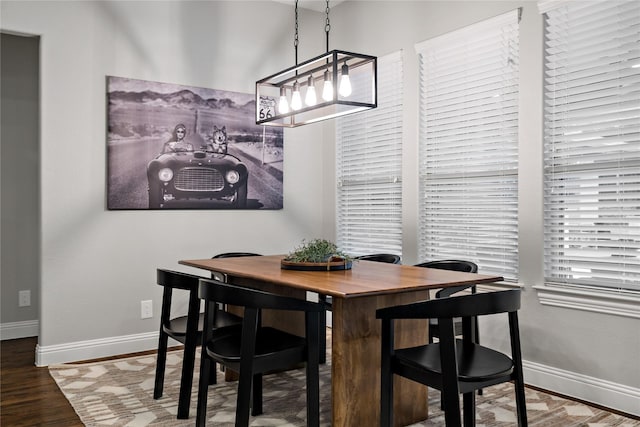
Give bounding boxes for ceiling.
[272,0,347,12]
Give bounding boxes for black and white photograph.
[107,76,284,210]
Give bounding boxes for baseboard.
[524,360,640,417]
[35,331,177,367]
[0,320,39,341]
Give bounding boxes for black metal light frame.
[256,49,377,127]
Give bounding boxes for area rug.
[50,350,639,426]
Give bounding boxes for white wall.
[0,0,329,363]
[321,0,640,416]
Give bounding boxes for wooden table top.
[179,255,503,298]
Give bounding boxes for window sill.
[533,283,640,319]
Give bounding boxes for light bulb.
[305,75,317,106]
[339,62,352,97]
[291,81,302,110]
[322,69,333,101]
[278,87,289,114]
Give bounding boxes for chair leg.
[251,373,263,416]
[514,381,528,426]
[462,391,476,427]
[153,330,169,399]
[441,388,462,427]
[509,312,527,426]
[319,319,327,364]
[235,365,253,427]
[177,336,198,419]
[380,370,393,427]
[318,295,327,364]
[428,325,446,409]
[236,309,259,427]
[177,291,204,419]
[474,316,482,396]
[306,369,320,427]
[196,348,212,427]
[208,360,218,385]
[306,314,321,427]
[380,319,394,427]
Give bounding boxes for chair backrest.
[157,269,203,291]
[355,253,401,264]
[212,252,262,259]
[198,279,323,313]
[414,260,478,298]
[377,288,521,321]
[414,259,477,273]
[157,269,206,331]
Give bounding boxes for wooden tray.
[281,258,352,271]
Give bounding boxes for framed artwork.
[106,76,284,210]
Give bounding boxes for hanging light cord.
[294,0,299,66]
[325,0,331,53]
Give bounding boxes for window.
[415,10,520,279]
[336,50,403,256]
[541,0,640,294]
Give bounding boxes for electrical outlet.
[141,300,153,319]
[18,290,31,307]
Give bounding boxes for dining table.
[179,254,503,427]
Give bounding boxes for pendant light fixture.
[256,0,377,127]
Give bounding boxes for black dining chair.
[355,253,402,264]
[416,260,482,403]
[210,252,262,281]
[377,289,527,427]
[196,278,322,427]
[153,269,242,419]
[213,252,262,258]
[414,260,479,344]
[209,253,262,379]
[317,253,401,363]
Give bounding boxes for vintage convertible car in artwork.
[146,145,248,209]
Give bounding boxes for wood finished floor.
[1,337,165,427]
[1,337,83,426]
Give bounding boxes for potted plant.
[282,238,353,271]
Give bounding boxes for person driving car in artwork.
[162,123,193,153]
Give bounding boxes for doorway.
[0,32,41,341]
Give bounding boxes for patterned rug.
[49,350,640,426]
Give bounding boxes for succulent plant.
[285,238,353,263]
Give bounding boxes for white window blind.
[336,50,403,257]
[541,0,640,292]
[415,10,520,280]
